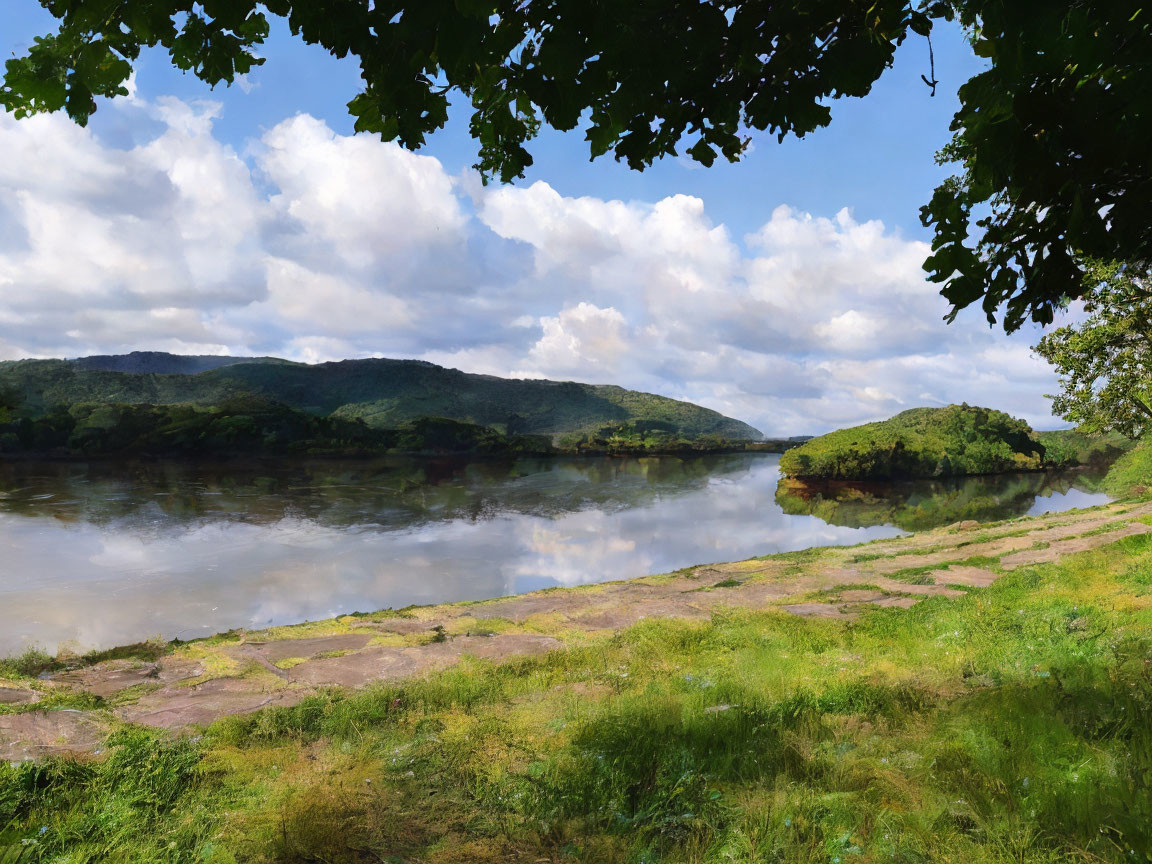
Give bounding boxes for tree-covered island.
[778,404,1132,482]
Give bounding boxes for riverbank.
[0,436,798,463]
[2,497,1152,861]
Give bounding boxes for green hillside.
[0,354,762,444]
[71,351,287,375]
[777,404,1116,480]
[1102,440,1152,497]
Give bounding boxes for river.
[0,453,1109,654]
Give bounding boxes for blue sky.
[0,7,1066,435]
[6,5,984,238]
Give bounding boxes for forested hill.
[70,351,286,375]
[778,404,1130,481]
[0,353,762,442]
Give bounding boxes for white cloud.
[0,96,1067,435]
[259,114,466,272]
[518,303,629,378]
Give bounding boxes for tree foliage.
[922,1,1152,331]
[0,0,932,181]
[778,404,1048,480]
[0,353,762,441]
[1034,263,1152,440]
[0,397,554,457]
[4,2,1149,329]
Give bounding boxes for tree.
[1034,262,1152,439]
[0,382,21,423]
[3,1,1149,331]
[922,1,1152,332]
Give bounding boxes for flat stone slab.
[863,535,1036,574]
[838,590,889,602]
[872,578,964,598]
[932,566,1000,588]
[242,633,374,663]
[469,593,585,621]
[349,618,439,635]
[0,686,41,705]
[52,656,203,698]
[0,710,105,761]
[724,580,811,607]
[572,600,711,630]
[781,603,852,619]
[119,677,305,729]
[287,634,563,689]
[866,596,921,610]
[1001,522,1152,570]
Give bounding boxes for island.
[778,404,1131,480]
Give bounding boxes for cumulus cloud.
[0,96,1065,434]
[517,303,629,378]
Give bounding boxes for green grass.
[703,578,744,590]
[0,648,58,680]
[1104,440,1152,498]
[4,532,1152,862]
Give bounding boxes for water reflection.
[0,455,1110,654]
[776,468,1110,532]
[0,455,763,529]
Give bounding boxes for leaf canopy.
[922,1,1152,331]
[3,0,1149,331]
[1033,263,1152,440]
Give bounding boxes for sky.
[0,7,1074,436]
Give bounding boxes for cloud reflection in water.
[0,453,1105,654]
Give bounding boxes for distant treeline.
[555,420,800,455]
[0,398,554,458]
[0,399,789,459]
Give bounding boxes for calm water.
[0,454,1110,654]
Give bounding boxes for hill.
[0,353,762,445]
[69,351,286,375]
[777,404,1115,480]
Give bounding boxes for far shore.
[0,439,797,464]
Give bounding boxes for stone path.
[3,499,1150,760]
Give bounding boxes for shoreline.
[0,456,1116,661]
[0,441,792,464]
[4,495,1152,860]
[3,496,1150,738]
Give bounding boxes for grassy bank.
[3,510,1152,862]
[1105,441,1152,498]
